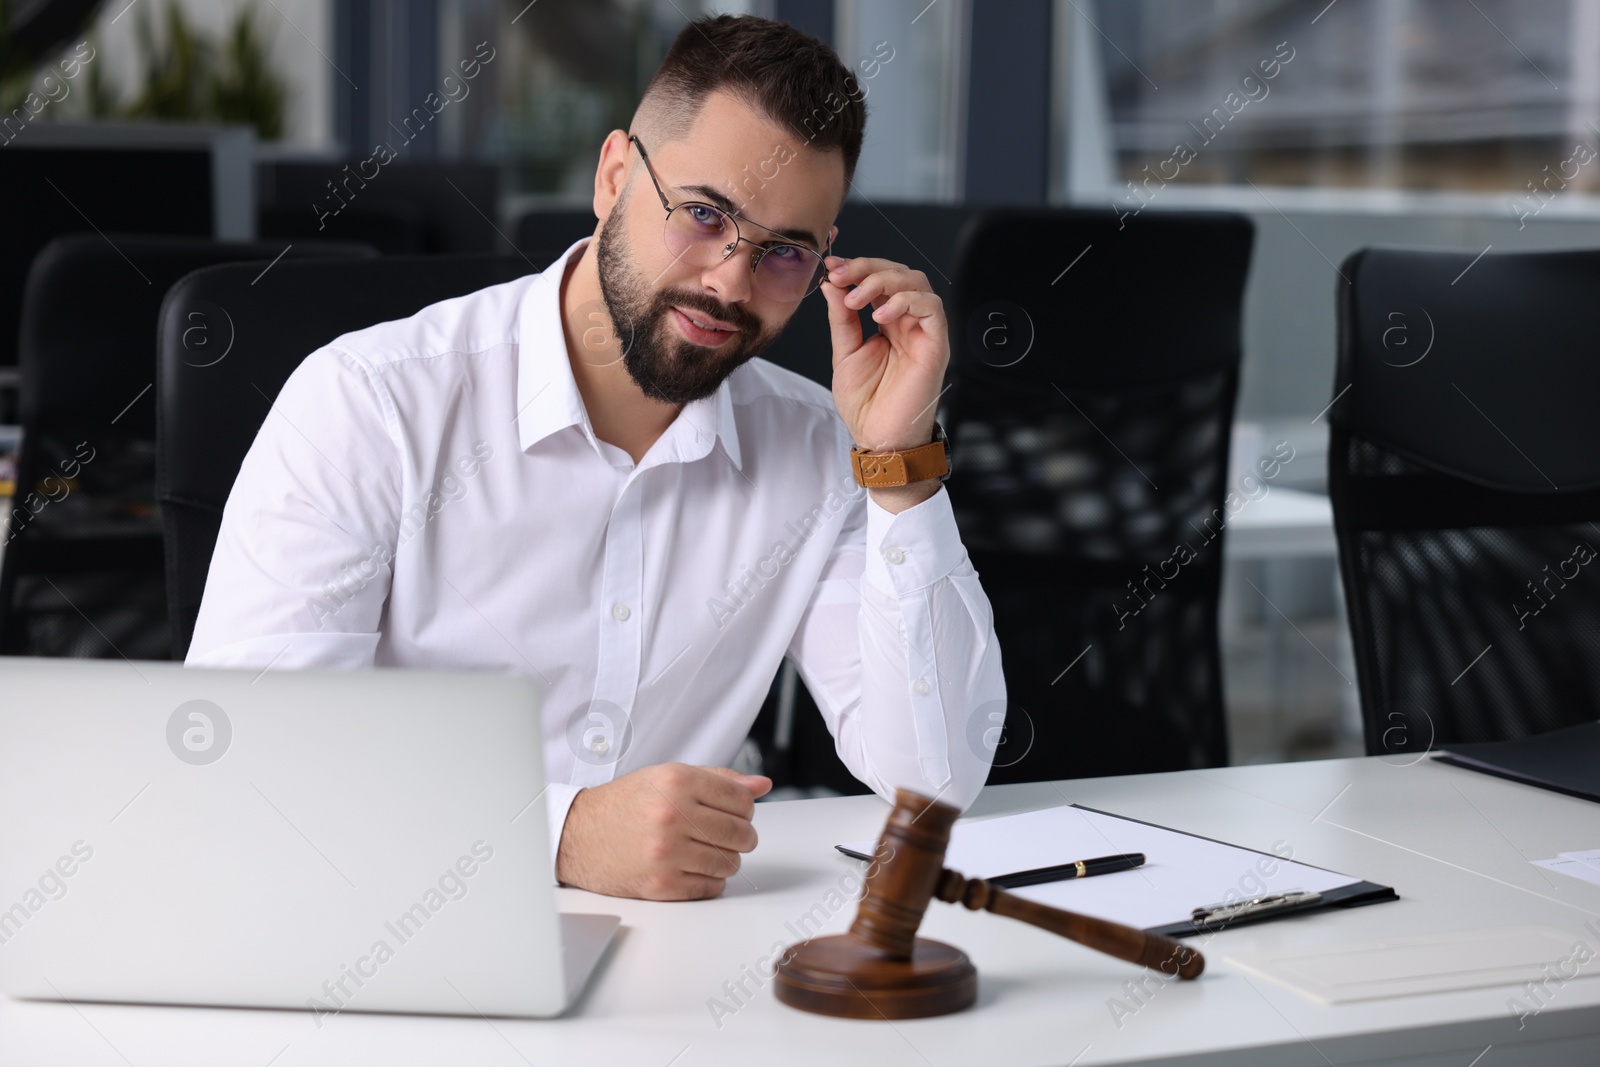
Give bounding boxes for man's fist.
[555,763,773,900]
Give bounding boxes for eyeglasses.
[629,134,831,303]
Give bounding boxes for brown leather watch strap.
[850,425,951,488]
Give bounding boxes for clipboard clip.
[1191,888,1322,929]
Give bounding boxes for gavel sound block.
[775,788,1204,1019]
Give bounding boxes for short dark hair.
[632,14,867,187]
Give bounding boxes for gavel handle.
[934,868,1205,980]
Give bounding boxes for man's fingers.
[679,839,744,879]
[703,766,772,797]
[822,276,863,363]
[694,767,761,818]
[843,267,930,310]
[872,289,943,325]
[641,871,726,901]
[683,804,759,853]
[825,255,908,286]
[676,874,727,901]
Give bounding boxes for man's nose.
[699,240,756,305]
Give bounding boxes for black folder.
[1433,720,1600,803]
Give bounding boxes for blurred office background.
[5,0,1600,769]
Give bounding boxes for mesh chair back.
[1332,246,1600,755]
[945,209,1254,783]
[156,254,538,658]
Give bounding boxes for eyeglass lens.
[662,203,825,301]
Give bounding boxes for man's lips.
[673,306,737,332]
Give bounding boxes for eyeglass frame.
[627,133,833,301]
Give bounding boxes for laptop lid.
[0,657,612,1019]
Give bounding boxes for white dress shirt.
[188,237,1005,870]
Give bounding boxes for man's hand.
[555,763,772,900]
[821,254,949,454]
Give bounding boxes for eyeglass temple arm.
[629,134,674,212]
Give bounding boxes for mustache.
[654,289,760,333]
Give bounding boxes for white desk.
[5,756,1600,1065]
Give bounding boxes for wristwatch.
[850,421,951,488]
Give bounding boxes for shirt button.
[913,677,931,695]
[589,736,610,755]
[612,603,631,621]
[885,547,906,565]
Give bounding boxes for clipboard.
[837,803,1397,938]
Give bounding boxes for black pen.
[989,852,1146,889]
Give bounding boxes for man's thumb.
[706,765,773,797]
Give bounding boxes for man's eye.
[687,205,724,228]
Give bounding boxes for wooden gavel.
[775,788,1204,1019]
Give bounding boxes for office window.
[1097,0,1594,192]
[436,0,758,200]
[835,0,967,201]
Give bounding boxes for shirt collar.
[514,236,743,471]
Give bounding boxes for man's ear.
[592,130,632,222]
[826,224,838,252]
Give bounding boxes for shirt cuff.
[544,782,582,886]
[862,484,966,596]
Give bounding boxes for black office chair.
[1331,246,1600,756]
[513,208,597,268]
[156,254,539,659]
[0,234,376,658]
[943,208,1255,785]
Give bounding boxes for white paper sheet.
[839,804,1360,931]
[1560,849,1600,868]
[1533,854,1600,886]
[1228,924,1595,1003]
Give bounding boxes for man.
[188,14,1005,901]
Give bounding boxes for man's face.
[594,90,844,404]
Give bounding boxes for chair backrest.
[0,236,376,656]
[156,254,540,659]
[513,208,597,267]
[945,208,1254,784]
[1331,246,1600,755]
[19,234,376,439]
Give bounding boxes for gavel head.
[847,788,960,960]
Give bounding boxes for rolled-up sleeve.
[185,344,401,671]
[786,476,1005,812]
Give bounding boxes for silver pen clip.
[1191,888,1322,928]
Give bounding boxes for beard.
[594,207,786,404]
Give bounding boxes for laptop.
[0,657,618,1019]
